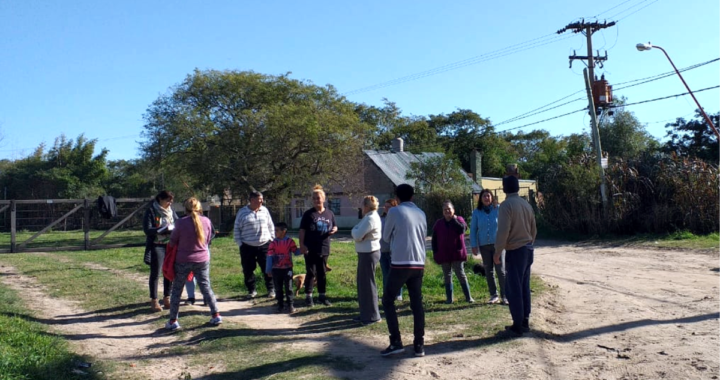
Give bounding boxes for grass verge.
[0,283,104,380]
[0,236,541,379]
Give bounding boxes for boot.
[444,283,453,304]
[150,299,162,312]
[163,296,171,309]
[460,281,475,303]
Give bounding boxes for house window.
[329,198,341,215]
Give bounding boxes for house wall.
[290,156,400,229]
[479,177,538,204]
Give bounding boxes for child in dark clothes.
[266,222,301,313]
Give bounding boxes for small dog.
[292,274,318,297]
[472,263,486,277]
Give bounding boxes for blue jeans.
[379,252,402,299]
[185,248,211,300]
[169,261,219,320]
[504,244,534,326]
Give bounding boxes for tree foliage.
[598,108,659,160]
[405,154,472,195]
[141,70,372,203]
[663,111,719,165]
[0,134,108,199]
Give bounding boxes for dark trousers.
[357,251,381,322]
[240,243,273,293]
[505,244,534,326]
[382,267,424,346]
[271,268,294,308]
[149,244,171,300]
[304,253,327,295]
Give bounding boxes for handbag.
[143,248,152,266]
[162,243,178,281]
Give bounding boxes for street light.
[636,42,719,140]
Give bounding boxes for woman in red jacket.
[431,200,474,304]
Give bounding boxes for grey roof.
[364,150,482,193]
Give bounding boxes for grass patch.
[0,230,146,249]
[0,283,104,380]
[579,231,719,251]
[0,235,543,378]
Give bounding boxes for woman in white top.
[351,195,382,325]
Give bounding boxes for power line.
[494,96,585,126]
[607,0,653,20]
[343,34,573,96]
[494,58,719,126]
[616,0,661,22]
[495,85,719,133]
[618,85,719,107]
[592,0,634,18]
[496,108,587,133]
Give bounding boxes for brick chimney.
[470,149,482,184]
[391,137,404,153]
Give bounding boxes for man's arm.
[233,209,244,246]
[494,204,511,263]
[265,207,275,240]
[382,209,396,243]
[299,229,308,255]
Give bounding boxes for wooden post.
[10,200,16,253]
[84,199,90,250]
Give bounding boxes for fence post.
[84,199,90,250]
[10,200,16,253]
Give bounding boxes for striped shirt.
[233,205,275,247]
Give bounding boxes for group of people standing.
[233,185,337,311]
[142,173,536,351]
[356,175,536,358]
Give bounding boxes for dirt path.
[1,242,718,379]
[329,241,720,380]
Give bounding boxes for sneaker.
[305,295,314,307]
[488,296,500,304]
[185,298,195,306]
[503,298,510,305]
[287,305,296,313]
[380,343,405,357]
[467,297,475,304]
[319,297,332,306]
[268,290,276,299]
[165,320,180,331]
[249,290,258,298]
[210,314,222,326]
[414,344,425,357]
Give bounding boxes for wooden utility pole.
[558,20,615,216]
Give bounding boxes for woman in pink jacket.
[432,200,474,304]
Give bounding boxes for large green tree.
[141,70,371,203]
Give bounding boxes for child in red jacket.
[266,222,301,313]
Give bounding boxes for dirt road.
[1,241,718,379]
[334,240,720,380]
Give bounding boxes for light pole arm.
[654,45,719,140]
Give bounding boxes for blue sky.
[1,0,718,161]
